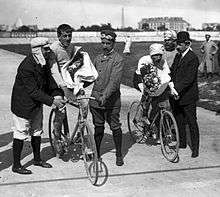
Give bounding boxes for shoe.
[168,141,177,147]
[33,160,52,168]
[116,156,124,166]
[12,166,32,175]
[155,138,161,144]
[216,111,220,116]
[191,151,199,158]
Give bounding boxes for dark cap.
[176,31,191,43]
[205,34,211,38]
[100,29,117,41]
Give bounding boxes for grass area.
[0,42,219,112]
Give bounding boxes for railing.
[0,31,220,43]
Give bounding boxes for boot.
[94,126,104,158]
[31,136,52,168]
[12,138,32,174]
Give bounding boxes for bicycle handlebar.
[66,96,96,107]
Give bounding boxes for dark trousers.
[90,106,122,158]
[171,102,200,153]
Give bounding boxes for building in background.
[138,17,190,32]
[0,24,9,31]
[202,23,220,31]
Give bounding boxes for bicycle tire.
[80,123,99,185]
[48,109,69,156]
[160,110,179,162]
[127,101,147,143]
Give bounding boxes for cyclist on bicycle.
[50,24,98,155]
[134,43,178,141]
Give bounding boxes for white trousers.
[12,107,43,140]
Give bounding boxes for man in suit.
[11,37,65,174]
[170,31,200,158]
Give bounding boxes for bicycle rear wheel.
[127,101,147,143]
[80,123,98,185]
[160,110,179,162]
[48,109,69,156]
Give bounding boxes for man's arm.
[174,57,199,94]
[101,57,124,101]
[49,54,66,88]
[20,67,54,106]
[212,41,218,55]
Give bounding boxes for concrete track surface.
[0,49,220,197]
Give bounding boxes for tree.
[17,25,32,32]
[157,25,167,31]
[216,25,220,31]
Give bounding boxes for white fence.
[0,31,220,45]
[38,31,220,42]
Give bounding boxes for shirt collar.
[101,49,115,60]
[181,47,190,58]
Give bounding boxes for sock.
[31,136,41,162]
[12,138,24,168]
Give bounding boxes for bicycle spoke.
[81,124,99,185]
[128,101,146,143]
[160,110,179,162]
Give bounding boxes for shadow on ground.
[0,132,51,171]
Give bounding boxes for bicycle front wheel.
[80,123,98,185]
[127,101,146,143]
[160,110,179,162]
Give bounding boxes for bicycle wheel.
[160,110,179,162]
[80,123,98,185]
[48,109,69,156]
[127,101,147,143]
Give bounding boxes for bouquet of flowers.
[140,63,161,96]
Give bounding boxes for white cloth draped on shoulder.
[61,50,98,95]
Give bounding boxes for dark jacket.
[170,49,199,105]
[89,50,124,109]
[11,54,63,119]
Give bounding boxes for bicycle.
[127,95,179,163]
[48,96,99,185]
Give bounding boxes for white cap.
[149,43,165,56]
[31,37,51,48]
[164,30,177,41]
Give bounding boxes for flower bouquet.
[140,63,166,97]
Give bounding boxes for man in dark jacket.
[11,37,65,174]
[170,31,200,158]
[89,30,124,166]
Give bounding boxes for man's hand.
[170,87,179,100]
[53,97,66,109]
[61,86,76,102]
[98,96,106,106]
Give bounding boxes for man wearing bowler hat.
[170,31,200,158]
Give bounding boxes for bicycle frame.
[63,96,95,145]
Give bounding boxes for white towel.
[61,52,98,95]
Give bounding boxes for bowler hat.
[176,31,191,43]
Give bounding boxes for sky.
[0,0,220,29]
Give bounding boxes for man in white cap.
[11,37,65,174]
[163,29,178,68]
[135,43,178,141]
